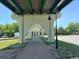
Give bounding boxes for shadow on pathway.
[15,37,56,59]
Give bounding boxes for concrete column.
[48,15,55,42]
[41,31,44,37]
[48,19,51,41]
[18,15,26,43]
[12,14,24,43]
[18,18,24,43]
[51,19,55,42]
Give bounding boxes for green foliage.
[55,22,79,35]
[57,27,64,35]
[0,23,19,37]
[0,22,79,37]
[65,22,79,34]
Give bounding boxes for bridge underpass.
[0,0,73,59]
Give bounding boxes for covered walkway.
[15,37,56,59]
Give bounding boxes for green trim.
[29,0,34,14]
[25,0,31,14]
[43,0,47,9]
[0,0,16,12]
[50,0,61,14]
[57,0,73,11]
[41,0,47,13]
[40,0,44,14]
[11,0,22,13]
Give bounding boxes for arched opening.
[28,24,46,37]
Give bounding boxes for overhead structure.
[0,0,73,14]
[0,0,73,48]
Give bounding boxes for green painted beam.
[50,0,61,14]
[29,0,34,14]
[40,0,45,14]
[25,0,31,14]
[0,0,16,12]
[43,0,47,8]
[11,0,22,13]
[42,0,47,13]
[57,0,73,11]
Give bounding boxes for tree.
[65,22,79,34]
[54,22,79,35]
[57,27,64,35]
[0,23,19,37]
[54,27,65,35]
[11,23,19,32]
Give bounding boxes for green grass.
[59,41,79,56]
[41,37,79,56]
[0,39,19,50]
[1,43,27,51]
[0,38,30,51]
[40,37,55,45]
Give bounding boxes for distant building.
[14,32,19,38]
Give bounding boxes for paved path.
[58,35,79,45]
[15,37,56,59]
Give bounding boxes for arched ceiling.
[28,24,45,32]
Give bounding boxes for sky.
[0,0,79,28]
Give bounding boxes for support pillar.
[48,15,55,42]
[51,19,55,42]
[18,15,25,44]
[48,15,51,41]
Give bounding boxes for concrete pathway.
[15,37,56,59]
[58,35,79,45]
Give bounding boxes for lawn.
[59,41,79,57]
[41,37,79,57]
[0,39,18,50]
[40,37,55,45]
